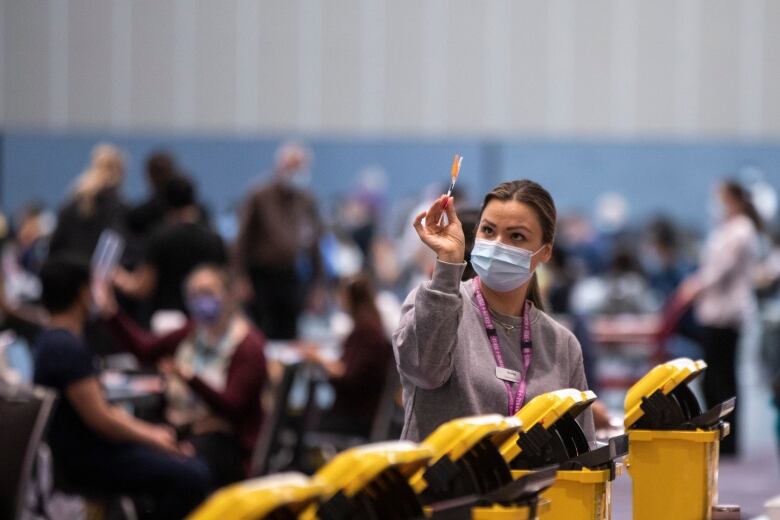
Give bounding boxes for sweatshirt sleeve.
[392,259,466,390]
[106,310,193,364]
[567,333,596,443]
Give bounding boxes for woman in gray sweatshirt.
[393,179,595,442]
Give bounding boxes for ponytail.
[723,180,764,233]
[743,201,764,233]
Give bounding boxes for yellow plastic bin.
[470,500,551,520]
[423,469,555,520]
[302,440,433,519]
[499,389,597,465]
[624,358,734,520]
[627,429,720,520]
[499,389,626,520]
[410,414,523,500]
[187,472,325,520]
[511,468,617,520]
[409,414,556,520]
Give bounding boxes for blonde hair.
[73,143,125,215]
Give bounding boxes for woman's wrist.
[437,251,465,264]
[431,258,466,293]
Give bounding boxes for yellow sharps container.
[624,358,735,520]
[301,440,433,519]
[499,389,628,520]
[409,414,554,519]
[187,472,326,520]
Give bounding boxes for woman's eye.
[511,233,525,241]
[481,226,493,235]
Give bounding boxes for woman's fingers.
[412,210,427,235]
[425,196,446,231]
[444,196,459,225]
[413,195,458,237]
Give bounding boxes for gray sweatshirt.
[393,259,595,443]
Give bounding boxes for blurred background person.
[642,218,703,359]
[34,257,209,519]
[236,141,323,340]
[97,264,267,487]
[11,202,53,275]
[677,180,764,456]
[336,168,385,267]
[302,273,394,437]
[644,218,695,301]
[601,247,658,315]
[0,203,53,308]
[48,144,128,259]
[115,175,227,323]
[125,150,181,266]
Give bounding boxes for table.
[264,340,341,365]
[101,370,164,406]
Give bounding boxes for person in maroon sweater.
[302,274,394,437]
[95,264,267,487]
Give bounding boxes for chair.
[250,362,303,477]
[298,363,403,469]
[36,388,137,520]
[0,384,56,520]
[369,364,402,442]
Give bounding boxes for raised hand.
[92,276,118,319]
[413,195,465,264]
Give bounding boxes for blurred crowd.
[2,141,780,518]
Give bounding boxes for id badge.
[496,366,522,383]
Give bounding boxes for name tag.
[496,367,522,383]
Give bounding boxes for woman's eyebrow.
[480,219,533,234]
[506,224,532,233]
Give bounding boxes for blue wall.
[3,131,780,232]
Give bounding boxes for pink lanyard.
[473,277,533,415]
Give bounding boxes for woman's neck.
[202,313,232,344]
[479,281,529,317]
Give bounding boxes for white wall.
[2,0,779,138]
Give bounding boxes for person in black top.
[302,274,393,436]
[126,151,179,238]
[115,175,227,316]
[33,257,209,519]
[124,151,180,269]
[48,144,128,259]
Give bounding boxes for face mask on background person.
[285,170,312,190]
[470,238,545,292]
[187,294,223,325]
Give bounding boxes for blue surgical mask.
[187,294,223,325]
[470,238,545,292]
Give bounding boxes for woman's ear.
[539,243,553,264]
